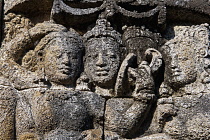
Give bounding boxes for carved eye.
[107,52,116,58]
[56,53,62,58]
[93,54,98,58]
[72,54,78,59]
[178,57,188,61]
[87,54,98,59]
[87,54,91,58]
[38,52,43,57]
[109,54,116,59]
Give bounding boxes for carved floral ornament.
[0,0,210,140]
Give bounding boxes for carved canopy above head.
[4,0,210,30]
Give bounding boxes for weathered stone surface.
[105,98,152,138]
[4,0,53,14]
[0,0,3,44]
[82,129,103,140]
[163,94,210,140]
[127,133,175,140]
[0,77,17,140]
[81,19,122,97]
[0,0,210,140]
[16,89,105,139]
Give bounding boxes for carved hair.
[22,28,84,72]
[191,24,210,58]
[166,24,209,58]
[161,24,210,78]
[4,13,34,43]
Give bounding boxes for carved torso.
[16,89,104,139]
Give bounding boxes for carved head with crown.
[82,19,122,96]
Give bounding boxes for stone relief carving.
[1,15,105,139]
[77,19,122,97]
[161,24,210,95]
[156,24,210,140]
[0,0,210,140]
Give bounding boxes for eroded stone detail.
[78,19,122,97]
[0,1,210,140]
[161,24,210,95]
[156,24,210,140]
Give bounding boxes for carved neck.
[50,82,75,90]
[171,80,208,97]
[181,81,208,95]
[95,86,114,98]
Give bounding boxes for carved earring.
[197,47,208,58]
[36,50,45,79]
[37,50,44,62]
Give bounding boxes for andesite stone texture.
[0,0,210,140]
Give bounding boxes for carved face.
[163,42,197,89]
[85,37,120,87]
[44,36,82,85]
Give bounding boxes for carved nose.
[62,53,69,64]
[170,56,177,69]
[170,62,176,69]
[96,53,106,67]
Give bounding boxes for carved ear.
[145,48,162,73]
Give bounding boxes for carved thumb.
[145,48,163,73]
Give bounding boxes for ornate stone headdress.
[34,28,83,53]
[163,24,209,59]
[122,26,162,47]
[83,19,122,45]
[122,26,162,64]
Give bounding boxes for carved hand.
[128,62,155,102]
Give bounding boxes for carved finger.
[115,53,137,97]
[145,48,162,73]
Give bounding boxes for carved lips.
[59,63,71,75]
[95,67,109,76]
[171,68,182,77]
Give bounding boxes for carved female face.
[85,37,120,87]
[44,35,82,85]
[163,42,197,89]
